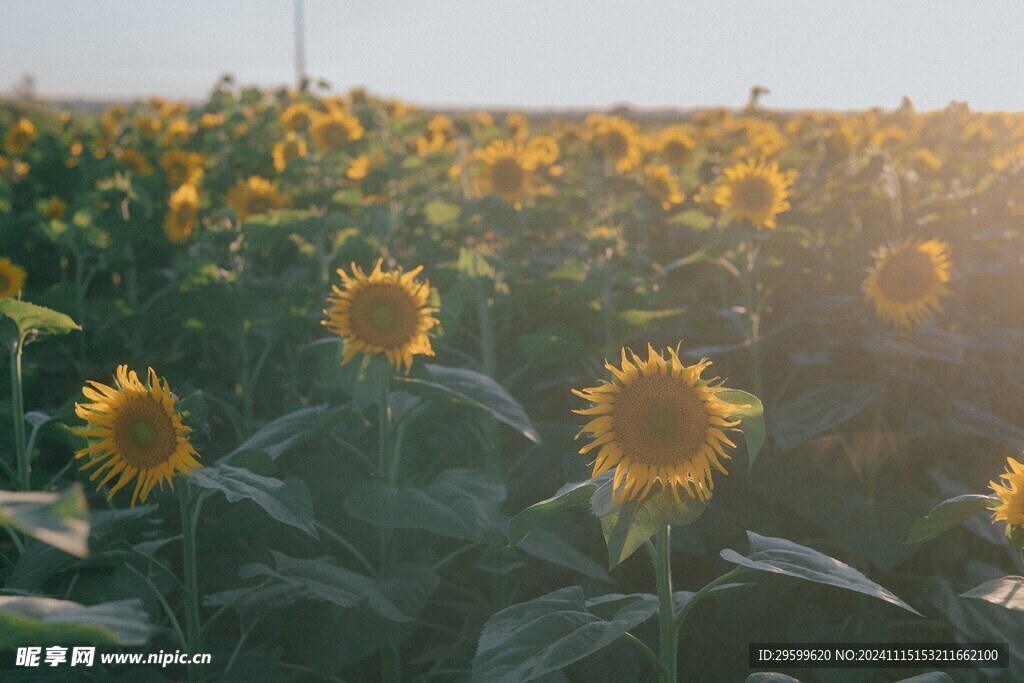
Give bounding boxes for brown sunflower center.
[604,131,630,159]
[491,157,525,194]
[733,175,775,212]
[611,375,709,467]
[112,396,178,469]
[0,274,9,292]
[877,249,937,304]
[663,140,690,163]
[348,282,420,349]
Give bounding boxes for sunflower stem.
[10,332,29,490]
[743,237,764,400]
[179,481,202,682]
[654,525,678,683]
[377,383,401,683]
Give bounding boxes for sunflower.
[322,260,438,373]
[476,140,538,209]
[280,102,314,132]
[164,184,200,244]
[164,117,192,146]
[226,175,291,220]
[134,115,163,141]
[654,126,696,166]
[4,118,37,155]
[865,239,952,330]
[40,197,67,221]
[74,366,201,507]
[643,165,685,211]
[309,110,364,153]
[160,150,205,186]
[713,158,793,229]
[118,148,154,176]
[574,345,745,504]
[990,456,1024,532]
[0,258,27,298]
[589,115,643,173]
[272,132,308,172]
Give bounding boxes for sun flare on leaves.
[74,366,201,507]
[322,260,438,374]
[865,239,952,330]
[574,345,746,504]
[713,158,793,229]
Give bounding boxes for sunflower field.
[1,81,1023,682]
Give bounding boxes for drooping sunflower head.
[476,140,538,209]
[164,184,200,244]
[990,456,1024,535]
[574,345,746,504]
[226,175,291,220]
[74,366,201,507]
[864,238,952,330]
[643,164,685,211]
[322,260,439,374]
[0,257,28,298]
[713,158,793,229]
[309,110,365,153]
[4,118,37,155]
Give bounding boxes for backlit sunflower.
[280,102,314,132]
[164,184,200,244]
[643,165,685,211]
[865,239,952,330]
[322,260,438,374]
[990,456,1024,534]
[0,258,27,298]
[713,158,793,229]
[226,175,291,220]
[74,366,201,507]
[476,140,539,209]
[574,345,745,504]
[309,110,364,153]
[118,148,154,176]
[4,118,36,155]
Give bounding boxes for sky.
[2,0,1023,111]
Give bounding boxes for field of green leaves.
[1,81,1023,682]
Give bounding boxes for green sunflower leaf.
[508,476,606,546]
[239,552,434,623]
[0,597,150,648]
[718,389,765,469]
[961,576,1024,613]
[769,382,875,454]
[591,482,706,570]
[395,363,541,443]
[721,531,921,615]
[905,494,1000,544]
[344,468,505,541]
[472,587,658,683]
[0,299,81,340]
[190,464,317,538]
[224,404,348,461]
[0,486,89,558]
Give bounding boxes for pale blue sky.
[2,1,1022,110]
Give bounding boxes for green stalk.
[377,382,401,683]
[654,526,678,683]
[475,281,501,476]
[743,238,764,400]
[179,482,202,683]
[10,333,28,490]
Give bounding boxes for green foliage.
[0,597,150,647]
[190,463,317,537]
[0,486,89,557]
[961,576,1024,613]
[905,494,999,544]
[721,532,920,615]
[472,587,658,682]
